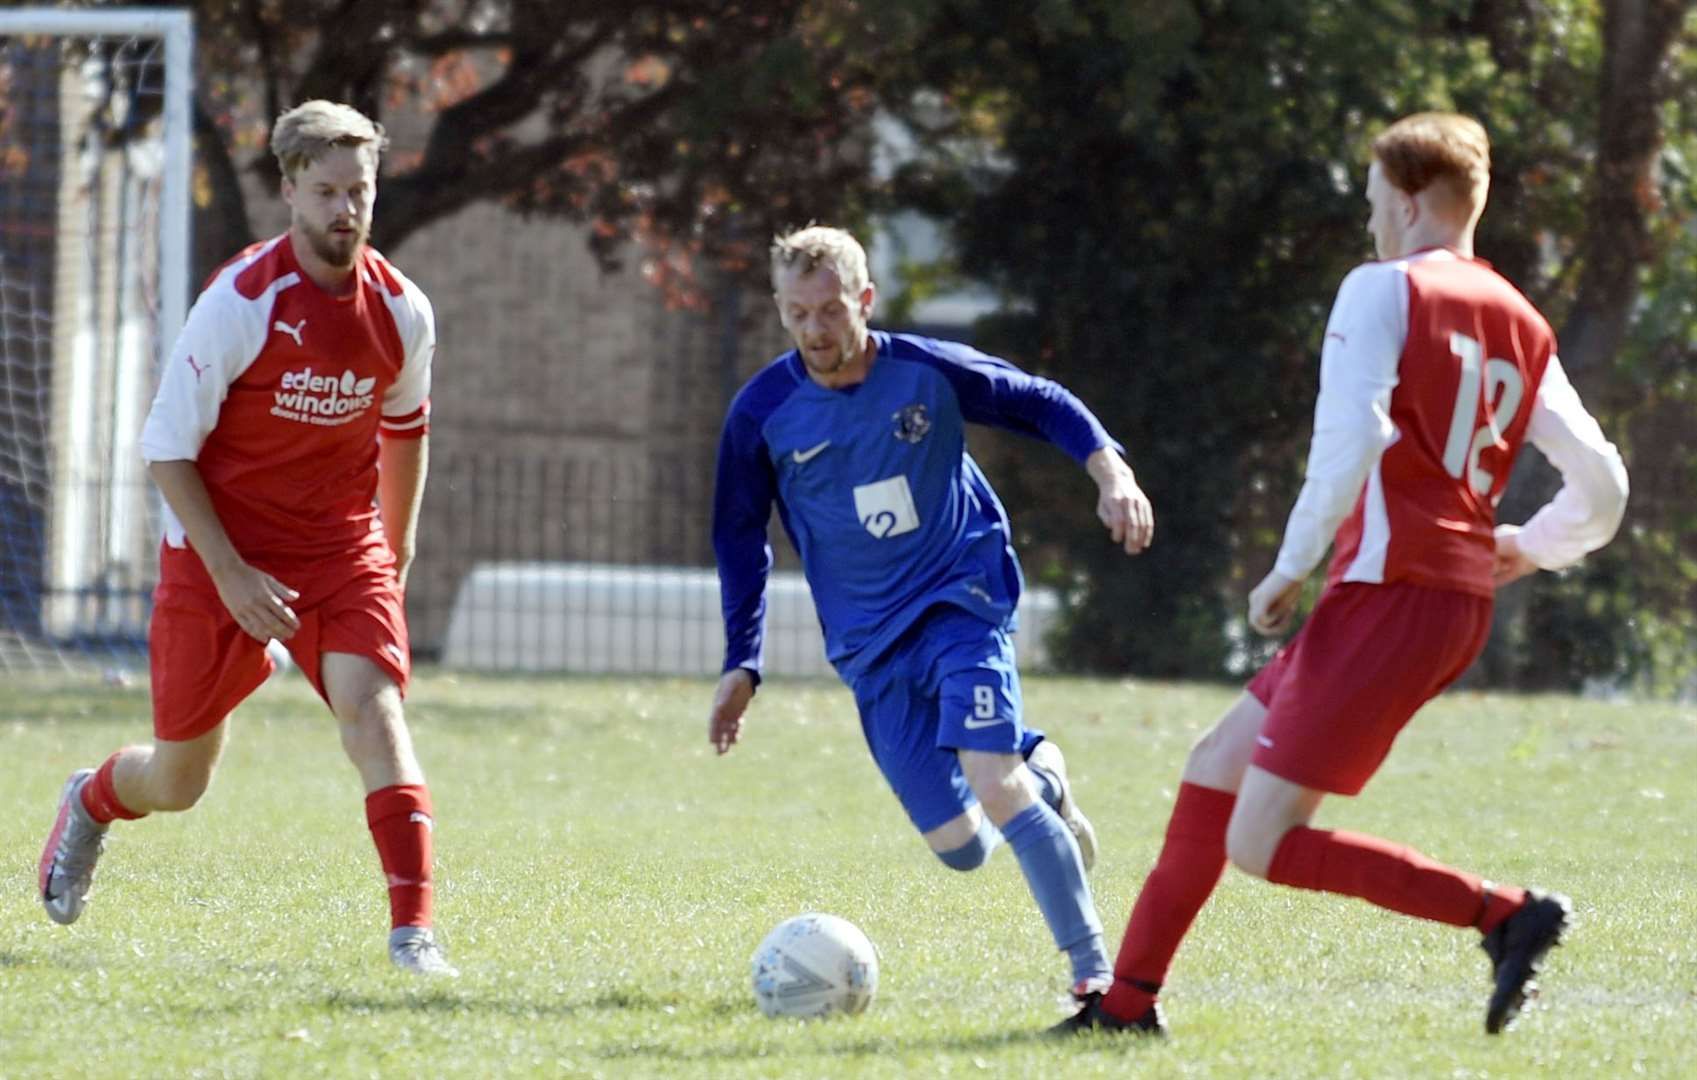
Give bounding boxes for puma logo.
[184,354,208,381]
[273,318,307,346]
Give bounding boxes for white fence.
[441,562,1061,676]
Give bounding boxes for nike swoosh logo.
[791,440,831,464]
[963,716,1005,730]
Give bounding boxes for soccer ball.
[751,912,878,1019]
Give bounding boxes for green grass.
[2,670,1694,1078]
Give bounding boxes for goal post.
[0,7,193,672]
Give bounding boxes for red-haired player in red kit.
[1059,113,1628,1036]
[37,100,455,976]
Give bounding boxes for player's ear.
[859,281,876,318]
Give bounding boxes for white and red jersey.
[140,233,434,564]
[1274,247,1626,597]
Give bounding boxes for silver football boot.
[39,768,109,925]
[389,926,459,977]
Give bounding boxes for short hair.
[1371,112,1490,215]
[270,100,388,181]
[770,225,870,296]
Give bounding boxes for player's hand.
[1491,525,1540,588]
[708,668,756,755]
[394,546,415,590]
[1087,448,1154,555]
[1247,570,1302,636]
[209,561,301,643]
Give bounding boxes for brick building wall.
[378,204,791,652]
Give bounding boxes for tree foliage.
[56,0,1697,691]
[83,0,902,297]
[870,0,1697,688]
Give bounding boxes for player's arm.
[139,282,300,643]
[1251,266,1403,635]
[708,403,779,754]
[1492,356,1628,586]
[378,277,435,587]
[378,435,428,588]
[922,340,1153,553]
[148,460,300,642]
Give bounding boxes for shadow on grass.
[316,986,744,1019]
[592,1027,1055,1064]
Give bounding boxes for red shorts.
[149,542,411,741]
[1246,580,1491,796]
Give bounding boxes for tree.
[874,0,1697,686]
[90,0,896,295]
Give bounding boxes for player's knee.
[339,706,400,757]
[934,820,999,872]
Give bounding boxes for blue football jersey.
[713,331,1118,684]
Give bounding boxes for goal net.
[0,8,192,674]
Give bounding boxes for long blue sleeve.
[713,334,1124,685]
[712,363,796,678]
[890,335,1121,462]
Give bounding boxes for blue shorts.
[850,605,1043,834]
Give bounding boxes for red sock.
[365,784,435,929]
[80,752,146,824]
[1266,826,1527,931]
[1101,782,1236,1021]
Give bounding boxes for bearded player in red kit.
[38,100,455,976]
[1059,112,1628,1036]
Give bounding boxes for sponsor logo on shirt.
[271,365,377,427]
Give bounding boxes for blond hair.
[1371,112,1491,217]
[270,100,388,181]
[770,225,870,296]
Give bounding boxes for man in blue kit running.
[708,225,1154,1004]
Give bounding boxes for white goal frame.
[0,7,192,662]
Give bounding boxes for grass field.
[2,669,1693,1078]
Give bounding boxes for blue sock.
[935,814,1001,871]
[1001,802,1109,984]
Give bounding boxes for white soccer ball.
[751,912,879,1019]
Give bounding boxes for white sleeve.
[1273,264,1406,580]
[1508,355,1628,569]
[380,274,434,436]
[138,281,267,463]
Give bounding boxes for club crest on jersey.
[892,403,931,444]
[271,365,378,427]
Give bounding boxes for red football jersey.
[140,234,434,565]
[1325,251,1553,596]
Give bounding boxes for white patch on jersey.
[1342,457,1391,584]
[854,475,921,539]
[273,317,307,346]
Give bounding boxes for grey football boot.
[390,926,459,977]
[39,768,108,925]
